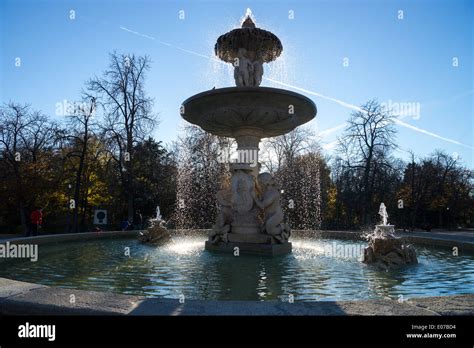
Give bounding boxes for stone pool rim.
[1,229,473,316]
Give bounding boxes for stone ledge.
[0,278,47,299]
[1,278,473,316]
[292,230,474,252]
[0,230,140,245]
[0,278,140,315]
[407,294,474,316]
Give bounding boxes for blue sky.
[1,0,473,167]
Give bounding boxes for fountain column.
[234,132,261,176]
[229,131,261,235]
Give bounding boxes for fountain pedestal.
[375,224,395,236]
[362,204,418,268]
[229,163,260,235]
[205,162,293,256]
[205,239,292,256]
[362,231,418,269]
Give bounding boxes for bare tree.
[261,126,318,173]
[0,102,59,231]
[63,96,97,233]
[399,150,473,230]
[87,52,157,220]
[0,103,32,230]
[337,99,397,225]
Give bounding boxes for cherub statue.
[209,184,232,244]
[231,168,255,213]
[252,53,264,87]
[234,48,254,87]
[252,172,290,243]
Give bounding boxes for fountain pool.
[1,234,473,301]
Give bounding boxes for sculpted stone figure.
[234,48,253,87]
[209,185,232,244]
[252,53,263,87]
[252,172,290,243]
[138,218,171,246]
[233,48,264,87]
[362,232,418,269]
[231,168,255,213]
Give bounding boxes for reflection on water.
[1,236,473,301]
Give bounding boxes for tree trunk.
[126,133,134,221]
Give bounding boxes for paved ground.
[1,278,473,316]
[399,230,474,243]
[0,230,139,244]
[396,230,474,252]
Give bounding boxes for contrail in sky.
[263,77,364,113]
[265,78,473,149]
[119,26,473,150]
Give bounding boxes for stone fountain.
[362,203,418,268]
[181,13,317,256]
[138,204,171,246]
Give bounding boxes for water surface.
[1,235,473,301]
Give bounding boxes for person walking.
[29,208,43,236]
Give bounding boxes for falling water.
[277,152,322,230]
[174,151,194,231]
[174,126,232,231]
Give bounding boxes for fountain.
[181,12,317,255]
[138,205,171,246]
[362,203,418,269]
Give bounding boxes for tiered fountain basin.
[181,87,317,139]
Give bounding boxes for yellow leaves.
[323,185,338,222]
[327,185,337,205]
[429,196,448,211]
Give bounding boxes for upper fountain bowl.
[215,16,282,63]
[181,87,317,139]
